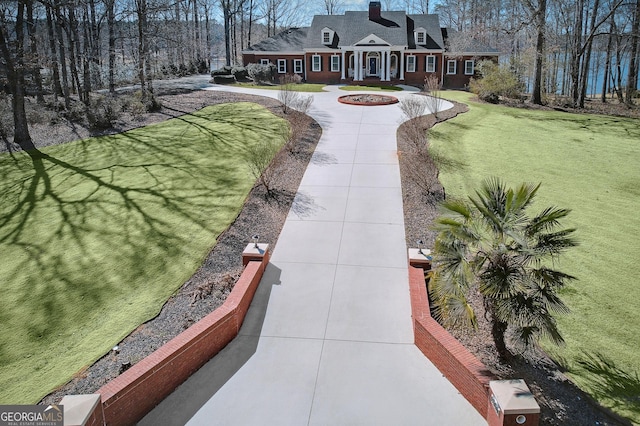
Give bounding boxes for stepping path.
[140,85,486,425]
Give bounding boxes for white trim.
[294,59,303,74]
[312,55,322,72]
[277,59,287,73]
[426,55,436,73]
[465,60,475,75]
[259,59,270,65]
[321,27,334,45]
[406,55,416,72]
[331,55,340,72]
[447,59,457,75]
[354,34,390,46]
[416,31,426,45]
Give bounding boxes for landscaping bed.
[30,84,628,425]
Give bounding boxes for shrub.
[129,99,146,120]
[292,94,313,113]
[86,95,122,130]
[399,96,427,120]
[231,66,249,81]
[213,75,236,85]
[469,60,522,103]
[247,63,276,84]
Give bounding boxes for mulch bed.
[397,98,628,426]
[32,86,627,425]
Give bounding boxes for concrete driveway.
[140,84,484,426]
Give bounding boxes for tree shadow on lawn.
[0,113,268,373]
[576,352,640,422]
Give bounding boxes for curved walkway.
[140,85,485,425]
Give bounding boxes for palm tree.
[430,178,577,359]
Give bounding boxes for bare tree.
[0,1,36,152]
[626,0,640,105]
[423,75,444,119]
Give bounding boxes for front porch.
[340,48,405,82]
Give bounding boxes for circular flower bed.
[338,94,399,106]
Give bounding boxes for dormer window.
[321,28,334,45]
[415,29,426,45]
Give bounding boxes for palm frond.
[526,206,572,237]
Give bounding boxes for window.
[331,55,340,72]
[322,31,331,44]
[294,59,303,74]
[416,31,425,44]
[260,59,270,65]
[426,56,436,73]
[312,55,321,72]
[277,59,286,73]
[447,60,457,74]
[465,60,474,75]
[406,55,416,72]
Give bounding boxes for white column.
[400,51,405,80]
[354,51,359,80]
[341,50,346,80]
[380,51,385,80]
[358,51,363,81]
[386,51,391,81]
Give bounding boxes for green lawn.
[231,82,327,92]
[0,102,287,404]
[339,84,403,92]
[430,91,640,423]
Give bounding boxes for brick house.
[242,2,499,88]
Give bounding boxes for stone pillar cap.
[490,379,540,414]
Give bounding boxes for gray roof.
[408,14,444,49]
[244,27,308,52]
[244,11,496,55]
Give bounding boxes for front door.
[368,57,378,76]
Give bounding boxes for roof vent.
[369,1,381,21]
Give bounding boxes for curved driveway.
[140,85,485,425]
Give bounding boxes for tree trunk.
[247,0,253,48]
[53,4,73,106]
[570,0,584,107]
[223,6,231,66]
[601,19,614,103]
[0,3,36,152]
[107,0,116,93]
[578,0,600,108]
[531,0,547,105]
[45,5,63,100]
[491,315,511,360]
[26,0,45,104]
[626,0,640,106]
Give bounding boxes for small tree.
[278,74,302,113]
[423,75,444,119]
[469,60,523,103]
[245,138,284,196]
[431,178,577,359]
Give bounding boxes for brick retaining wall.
[96,253,269,425]
[408,264,495,418]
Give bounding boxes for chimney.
[369,1,381,21]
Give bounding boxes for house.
[242,1,499,88]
